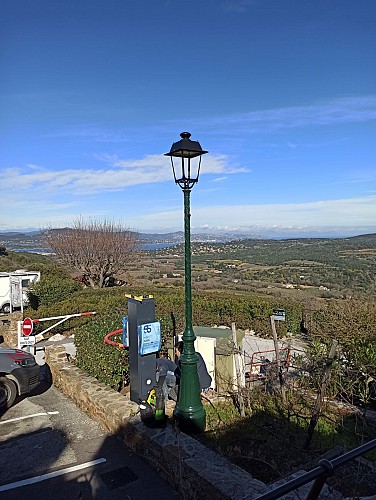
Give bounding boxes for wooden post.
[232,322,246,417]
[304,339,338,450]
[270,316,286,403]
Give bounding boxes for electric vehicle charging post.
[127,295,161,403]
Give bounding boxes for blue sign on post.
[122,316,129,347]
[138,321,161,355]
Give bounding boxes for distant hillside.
[0,232,45,249]
[348,233,376,242]
[0,229,242,250]
[185,234,376,296]
[1,229,375,255]
[193,234,376,266]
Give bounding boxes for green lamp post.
[165,132,208,434]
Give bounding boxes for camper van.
[0,270,40,314]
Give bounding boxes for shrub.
[75,314,128,390]
[33,262,71,279]
[27,276,80,309]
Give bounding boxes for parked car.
[0,346,40,410]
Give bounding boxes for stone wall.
[45,345,269,499]
[0,312,21,346]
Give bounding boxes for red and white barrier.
[18,312,96,350]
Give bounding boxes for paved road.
[0,366,178,499]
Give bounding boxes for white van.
[0,270,41,314]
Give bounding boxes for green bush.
[27,276,80,309]
[75,315,128,390]
[33,262,71,279]
[34,287,128,317]
[153,289,303,337]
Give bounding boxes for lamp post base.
[173,404,206,434]
[173,335,207,434]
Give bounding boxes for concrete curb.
[45,345,269,499]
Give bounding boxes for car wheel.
[1,303,11,314]
[0,377,17,409]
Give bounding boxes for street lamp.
[165,132,208,434]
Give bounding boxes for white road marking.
[0,458,107,492]
[0,411,59,425]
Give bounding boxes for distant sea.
[12,248,52,254]
[12,242,178,253]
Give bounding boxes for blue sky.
[1,0,375,237]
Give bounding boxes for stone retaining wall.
[0,313,21,346]
[45,345,269,499]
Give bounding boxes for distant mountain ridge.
[1,229,375,251]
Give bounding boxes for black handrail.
[255,439,376,500]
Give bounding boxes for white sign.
[138,321,161,355]
[19,335,36,346]
[10,278,22,307]
[271,309,286,321]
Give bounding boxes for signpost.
[19,317,35,352]
[270,309,286,403]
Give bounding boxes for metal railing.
[246,348,291,384]
[255,439,376,500]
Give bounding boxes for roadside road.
[0,364,178,499]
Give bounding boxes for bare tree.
[44,219,139,288]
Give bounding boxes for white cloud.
[1,155,247,196]
[134,195,376,229]
[344,168,376,184]
[2,195,375,235]
[195,95,376,135]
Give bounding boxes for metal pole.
[9,277,13,314]
[173,188,206,434]
[183,188,193,335]
[270,316,286,403]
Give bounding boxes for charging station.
[128,295,161,403]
